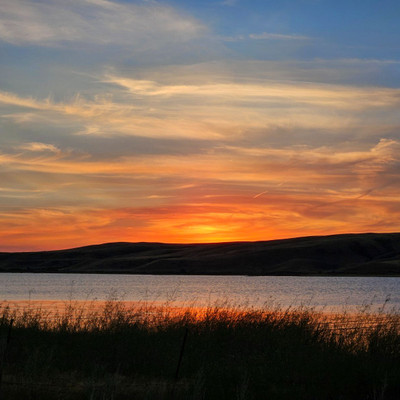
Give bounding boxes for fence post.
[0,319,14,400]
[168,327,189,400]
[175,327,188,381]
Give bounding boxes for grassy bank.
[1,301,400,400]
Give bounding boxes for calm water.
[1,273,400,312]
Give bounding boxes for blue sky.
[165,0,400,61]
[0,0,399,250]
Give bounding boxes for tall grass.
[0,300,399,399]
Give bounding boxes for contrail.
[253,190,269,199]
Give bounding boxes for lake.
[1,273,400,313]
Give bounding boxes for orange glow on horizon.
[1,199,398,252]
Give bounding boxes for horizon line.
[3,231,400,254]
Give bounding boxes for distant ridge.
[1,233,400,276]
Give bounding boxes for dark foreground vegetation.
[1,302,400,399]
[1,232,400,276]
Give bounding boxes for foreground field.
[0,301,400,399]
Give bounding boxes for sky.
[1,0,400,251]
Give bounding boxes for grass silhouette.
[1,300,399,399]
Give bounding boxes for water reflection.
[0,273,399,313]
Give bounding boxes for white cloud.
[248,32,310,41]
[1,69,400,143]
[220,0,238,6]
[105,75,400,110]
[0,0,206,47]
[18,142,60,153]
[222,32,310,42]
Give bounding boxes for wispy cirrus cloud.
[106,75,400,110]
[220,0,238,6]
[1,137,399,190]
[222,32,311,42]
[0,0,206,47]
[2,70,399,146]
[17,142,60,153]
[248,32,310,41]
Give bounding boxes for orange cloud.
[1,137,399,251]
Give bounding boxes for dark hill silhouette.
[1,233,400,275]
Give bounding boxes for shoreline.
[2,270,400,278]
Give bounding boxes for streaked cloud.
[0,0,206,47]
[17,142,60,153]
[248,32,310,41]
[220,0,238,6]
[106,75,400,110]
[1,71,399,148]
[222,32,310,42]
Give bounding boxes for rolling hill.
[1,233,400,276]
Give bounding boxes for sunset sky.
[1,0,400,251]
